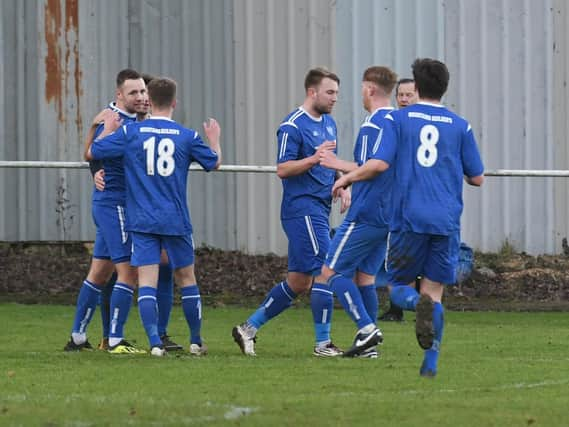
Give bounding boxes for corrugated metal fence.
[0,0,567,255]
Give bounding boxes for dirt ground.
[1,242,569,311]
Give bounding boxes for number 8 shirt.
[377,102,484,235]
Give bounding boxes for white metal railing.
[0,161,567,176]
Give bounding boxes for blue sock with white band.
[248,281,297,330]
[181,285,202,345]
[311,282,334,345]
[71,280,102,343]
[138,286,161,347]
[108,282,135,347]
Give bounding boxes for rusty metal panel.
[0,0,566,256]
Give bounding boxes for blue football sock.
[359,284,378,322]
[422,302,445,373]
[71,280,102,335]
[311,282,334,344]
[181,285,202,345]
[157,263,174,336]
[100,272,117,338]
[137,286,161,347]
[390,283,420,311]
[330,275,373,330]
[108,282,134,344]
[248,281,297,330]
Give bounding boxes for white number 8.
[417,124,439,167]
[143,137,175,176]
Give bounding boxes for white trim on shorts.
[304,216,319,255]
[329,222,356,270]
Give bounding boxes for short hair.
[141,73,156,86]
[147,78,177,109]
[304,67,340,92]
[412,58,449,100]
[116,69,141,88]
[395,78,415,95]
[362,66,398,96]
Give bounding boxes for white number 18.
[143,137,175,176]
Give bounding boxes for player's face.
[137,89,150,116]
[396,82,418,108]
[311,77,339,115]
[117,78,146,114]
[361,81,374,112]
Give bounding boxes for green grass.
[1,304,568,426]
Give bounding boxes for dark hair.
[395,78,414,96]
[304,67,340,92]
[116,69,142,88]
[141,73,156,86]
[147,78,177,108]
[412,58,449,100]
[362,66,398,95]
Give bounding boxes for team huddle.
[64,58,484,377]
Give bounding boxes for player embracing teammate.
[335,58,484,376]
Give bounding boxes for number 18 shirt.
[91,116,219,236]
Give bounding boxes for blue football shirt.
[91,116,219,235]
[377,102,484,235]
[277,107,337,219]
[91,102,137,205]
[345,107,394,227]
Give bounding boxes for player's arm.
[332,159,389,197]
[319,150,357,173]
[86,119,127,161]
[334,170,351,213]
[461,123,485,187]
[203,118,222,169]
[276,125,336,178]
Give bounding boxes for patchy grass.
[1,304,569,426]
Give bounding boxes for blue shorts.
[131,232,195,269]
[325,221,388,278]
[386,230,460,285]
[92,203,131,264]
[282,215,330,275]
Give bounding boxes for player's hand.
[102,111,122,134]
[94,169,105,191]
[92,109,118,127]
[312,140,336,165]
[203,118,221,142]
[337,187,351,213]
[332,174,351,198]
[319,149,339,169]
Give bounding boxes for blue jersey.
[379,102,484,235]
[277,107,337,219]
[91,102,137,205]
[345,107,394,227]
[91,116,219,236]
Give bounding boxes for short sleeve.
[371,113,398,165]
[189,131,219,171]
[461,123,484,177]
[91,125,128,160]
[277,123,301,163]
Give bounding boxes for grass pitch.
[1,303,568,426]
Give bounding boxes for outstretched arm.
[277,140,336,178]
[465,174,484,186]
[319,150,357,173]
[332,159,389,198]
[203,118,222,169]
